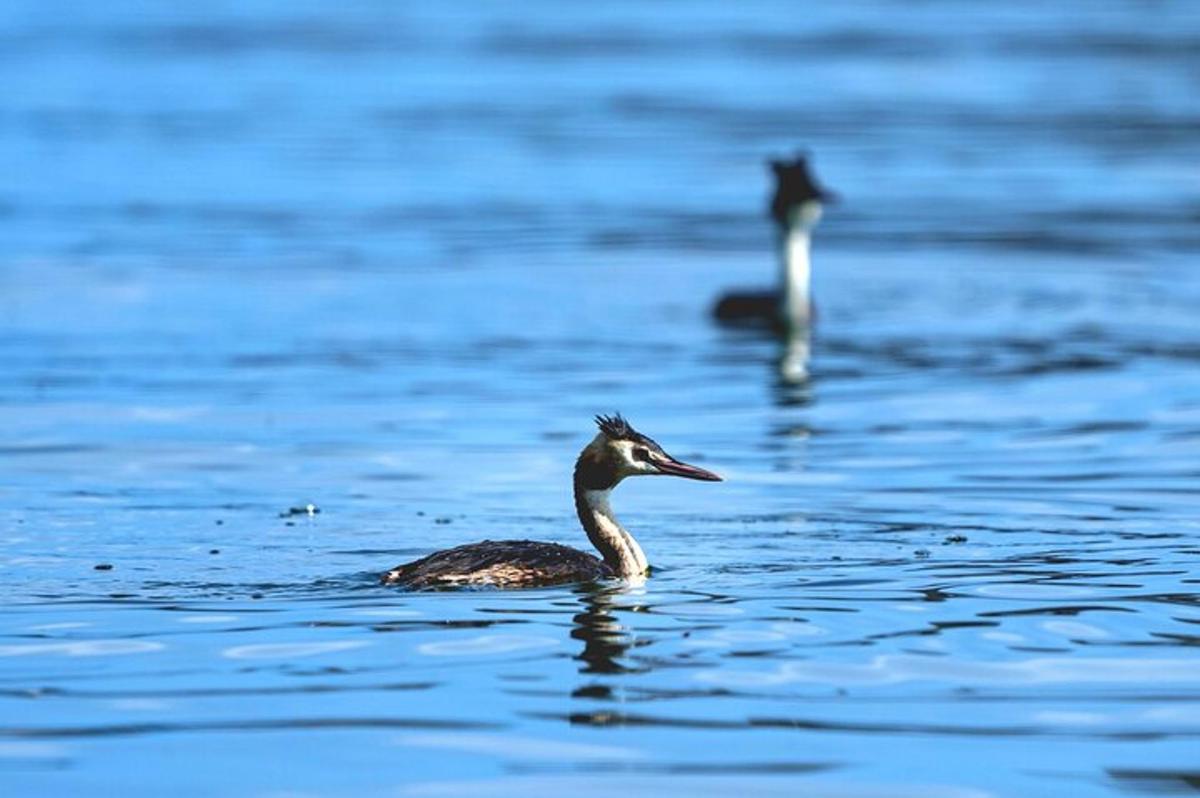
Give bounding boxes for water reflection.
[776,324,814,394]
[571,585,639,677]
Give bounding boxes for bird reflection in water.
[570,585,643,683]
[777,325,813,391]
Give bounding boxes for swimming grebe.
[713,153,836,330]
[381,414,721,589]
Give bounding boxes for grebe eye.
[633,447,651,461]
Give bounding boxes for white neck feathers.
[578,488,648,579]
[778,201,821,329]
[780,225,812,327]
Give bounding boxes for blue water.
[2,2,1199,796]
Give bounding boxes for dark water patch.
[4,716,500,740]
[104,22,417,56]
[0,680,436,701]
[999,32,1200,60]
[1106,768,1200,793]
[0,443,105,456]
[546,710,1194,740]
[566,760,842,775]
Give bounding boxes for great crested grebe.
[381,414,721,589]
[713,153,836,330]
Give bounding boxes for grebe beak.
[654,455,723,482]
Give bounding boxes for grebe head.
[769,153,836,230]
[586,413,722,484]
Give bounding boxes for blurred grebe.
[713,154,836,330]
[381,414,722,589]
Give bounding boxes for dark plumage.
[595,413,663,454]
[712,290,782,325]
[381,540,612,589]
[768,153,836,226]
[595,413,633,440]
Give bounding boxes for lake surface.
[2,1,1199,796]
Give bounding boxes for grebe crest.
[769,153,836,229]
[381,414,721,590]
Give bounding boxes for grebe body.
[381,415,721,589]
[382,540,611,589]
[714,154,834,330]
[712,290,779,324]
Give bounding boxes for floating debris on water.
[944,534,968,544]
[279,503,320,518]
[93,563,114,571]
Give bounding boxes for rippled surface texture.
[3,2,1199,796]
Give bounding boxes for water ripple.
[417,635,559,657]
[0,640,164,658]
[697,654,1200,688]
[221,641,368,660]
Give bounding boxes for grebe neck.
[573,466,647,578]
[778,201,822,329]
